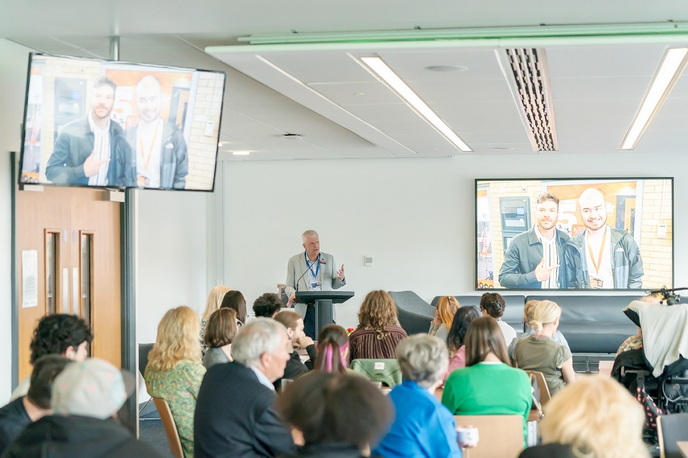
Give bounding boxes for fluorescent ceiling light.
[359,56,472,152]
[232,150,251,156]
[621,48,688,150]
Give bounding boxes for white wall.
[222,153,688,329]
[136,190,208,344]
[0,39,32,402]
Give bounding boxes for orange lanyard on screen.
[585,227,607,275]
[138,121,160,169]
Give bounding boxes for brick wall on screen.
[638,179,673,289]
[185,73,223,190]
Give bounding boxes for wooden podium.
[295,291,354,337]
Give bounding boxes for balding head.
[136,75,162,124]
[579,188,607,232]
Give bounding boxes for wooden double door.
[15,186,122,380]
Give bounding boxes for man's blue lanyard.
[305,252,320,277]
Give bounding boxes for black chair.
[388,291,434,336]
[138,343,155,415]
[658,412,688,458]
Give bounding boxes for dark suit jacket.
[194,361,296,458]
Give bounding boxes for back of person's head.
[540,375,649,458]
[148,306,201,372]
[27,355,71,409]
[205,308,238,349]
[464,316,510,366]
[273,310,301,333]
[446,305,480,353]
[253,292,282,318]
[480,293,506,319]
[221,290,247,325]
[396,335,448,388]
[524,300,540,322]
[436,296,460,329]
[202,285,231,321]
[30,314,93,365]
[529,300,561,334]
[314,325,349,374]
[277,372,393,451]
[52,358,135,420]
[358,290,398,337]
[231,318,286,366]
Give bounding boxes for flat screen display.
[476,178,673,291]
[19,53,225,191]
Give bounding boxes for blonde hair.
[524,300,540,322]
[357,290,398,338]
[436,296,460,330]
[148,306,202,371]
[540,375,649,458]
[528,300,561,334]
[202,285,231,321]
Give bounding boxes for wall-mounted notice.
[22,250,38,308]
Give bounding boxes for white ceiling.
[3,1,688,161]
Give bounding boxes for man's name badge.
[590,277,604,288]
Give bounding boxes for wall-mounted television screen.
[19,53,225,191]
[476,178,673,291]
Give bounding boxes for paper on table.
[22,250,38,308]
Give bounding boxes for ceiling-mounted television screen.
[19,53,225,191]
[476,178,673,291]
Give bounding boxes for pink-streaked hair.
[314,325,349,374]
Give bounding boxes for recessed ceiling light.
[491,147,514,151]
[232,150,250,156]
[218,142,223,147]
[425,65,468,73]
[354,92,365,96]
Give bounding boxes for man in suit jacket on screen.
[285,230,345,339]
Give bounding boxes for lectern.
[295,291,354,337]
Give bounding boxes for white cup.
[457,427,479,447]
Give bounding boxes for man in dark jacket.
[3,358,161,458]
[498,192,570,289]
[194,318,296,458]
[565,188,643,289]
[45,76,136,188]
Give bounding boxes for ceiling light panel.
[498,48,558,151]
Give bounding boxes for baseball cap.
[51,358,136,420]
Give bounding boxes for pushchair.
[612,290,688,441]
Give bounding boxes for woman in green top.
[442,316,532,442]
[512,300,575,396]
[145,306,207,458]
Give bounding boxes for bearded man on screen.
[564,188,643,289]
[498,192,570,289]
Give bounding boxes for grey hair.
[302,230,319,243]
[231,318,287,367]
[396,334,448,388]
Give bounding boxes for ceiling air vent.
[498,48,558,151]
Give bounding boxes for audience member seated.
[200,285,230,355]
[11,314,93,401]
[512,300,575,396]
[374,334,463,458]
[508,300,570,359]
[221,290,248,326]
[444,306,480,382]
[202,308,238,369]
[0,355,70,454]
[349,290,408,361]
[616,293,662,355]
[273,311,317,390]
[519,375,649,458]
[442,317,531,442]
[194,318,296,458]
[277,372,393,458]
[253,292,283,318]
[429,296,460,341]
[145,306,206,458]
[480,293,517,346]
[313,324,351,374]
[4,358,162,458]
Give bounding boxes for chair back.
[658,413,688,458]
[454,414,523,458]
[139,343,154,376]
[152,397,184,458]
[350,359,402,387]
[526,371,551,406]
